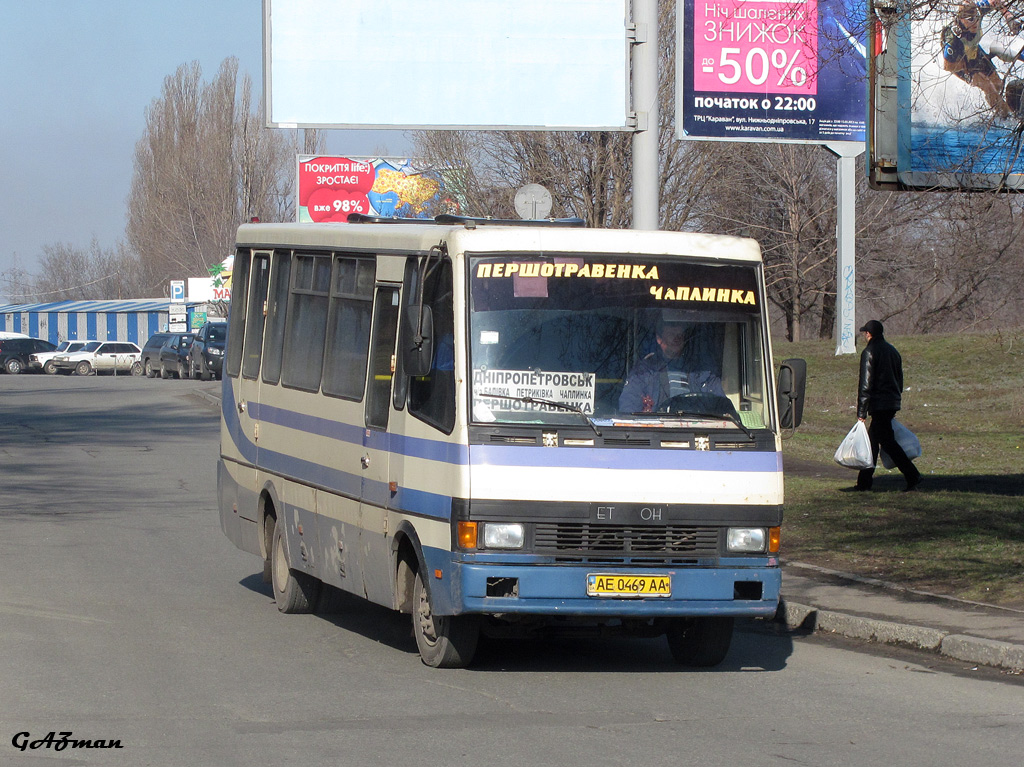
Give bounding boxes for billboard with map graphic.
[297,156,451,222]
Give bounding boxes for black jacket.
[857,337,903,418]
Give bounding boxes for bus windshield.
[468,253,769,430]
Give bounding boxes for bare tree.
[858,191,1024,333]
[412,0,711,230]
[4,241,152,302]
[406,0,1024,342]
[127,58,310,288]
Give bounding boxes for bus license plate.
[587,574,672,598]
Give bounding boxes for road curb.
[776,600,1024,673]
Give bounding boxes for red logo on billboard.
[299,157,375,222]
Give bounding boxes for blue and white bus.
[218,216,805,667]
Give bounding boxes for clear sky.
[0,0,409,296]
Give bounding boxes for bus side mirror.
[777,358,806,430]
[402,304,434,378]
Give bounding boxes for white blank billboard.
[265,0,630,130]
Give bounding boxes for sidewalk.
[778,561,1024,673]
[189,385,1024,673]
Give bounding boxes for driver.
[618,314,724,413]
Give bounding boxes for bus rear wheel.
[269,517,320,614]
[412,570,479,668]
[665,617,734,667]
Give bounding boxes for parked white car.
[29,340,93,374]
[52,341,142,376]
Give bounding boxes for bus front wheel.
[665,617,734,667]
[412,570,479,668]
[269,517,320,614]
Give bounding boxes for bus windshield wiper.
[479,393,602,437]
[628,409,754,440]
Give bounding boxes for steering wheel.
[656,392,737,417]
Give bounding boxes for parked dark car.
[0,337,58,374]
[187,321,227,380]
[158,333,195,379]
[138,332,175,378]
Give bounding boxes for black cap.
[860,320,884,336]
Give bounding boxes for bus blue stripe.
[223,384,452,519]
[243,397,778,471]
[468,445,781,472]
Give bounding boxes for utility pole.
[826,143,864,355]
[631,0,660,230]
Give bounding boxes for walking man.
[855,320,921,491]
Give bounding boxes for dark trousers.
[856,410,921,489]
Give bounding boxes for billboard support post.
[826,143,864,356]
[631,0,659,230]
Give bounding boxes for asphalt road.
[1,375,1022,766]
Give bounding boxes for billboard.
[677,0,868,142]
[187,256,234,303]
[265,0,630,130]
[297,156,452,222]
[869,0,1024,190]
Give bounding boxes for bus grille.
[533,523,719,559]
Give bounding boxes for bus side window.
[241,253,270,380]
[282,254,331,392]
[225,250,252,379]
[322,257,374,400]
[365,286,400,430]
[392,258,416,411]
[261,251,291,385]
[407,258,456,434]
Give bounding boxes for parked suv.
[139,332,175,378]
[187,321,227,380]
[0,337,57,374]
[53,341,142,376]
[29,340,92,374]
[158,333,195,379]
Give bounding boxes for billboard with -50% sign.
[678,0,867,143]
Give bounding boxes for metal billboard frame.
[868,0,1024,191]
[264,0,632,131]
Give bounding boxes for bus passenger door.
[359,285,401,606]
[238,252,271,464]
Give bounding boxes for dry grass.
[777,328,1024,606]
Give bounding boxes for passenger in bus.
[618,316,724,413]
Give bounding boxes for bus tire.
[412,569,479,668]
[269,516,320,614]
[665,617,734,667]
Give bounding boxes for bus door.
[238,251,272,467]
[359,284,401,605]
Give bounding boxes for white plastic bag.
[834,421,874,469]
[880,420,921,469]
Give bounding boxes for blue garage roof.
[0,299,204,313]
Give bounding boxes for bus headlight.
[727,527,767,553]
[483,523,525,549]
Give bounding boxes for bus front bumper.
[426,558,781,618]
